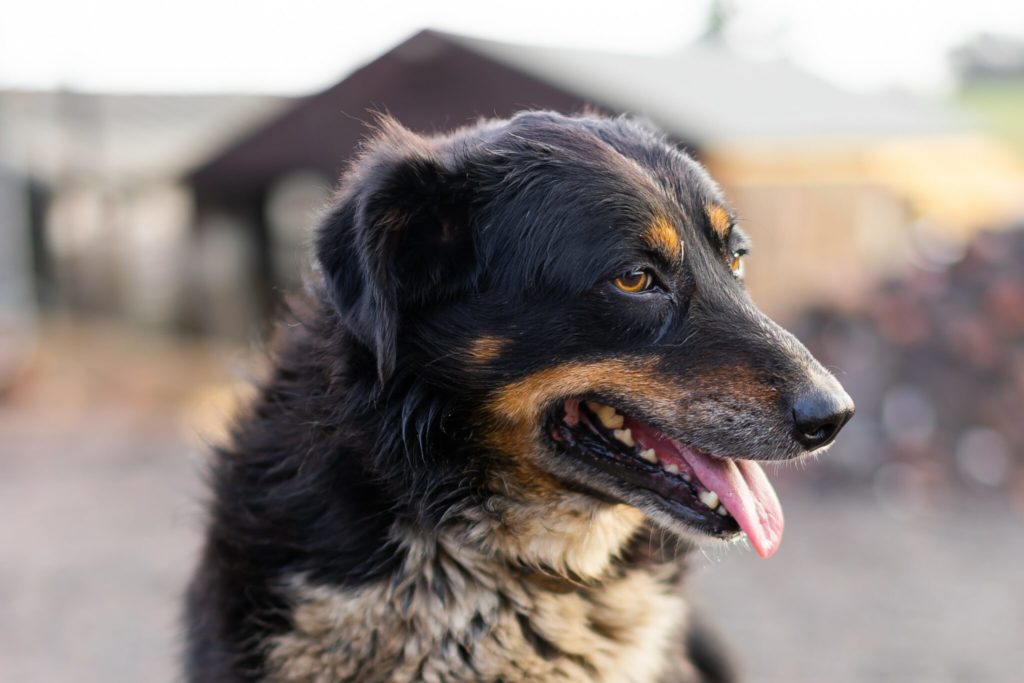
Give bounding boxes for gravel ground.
[2,325,1021,683]
[689,487,1024,683]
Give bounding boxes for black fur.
[185,111,850,682]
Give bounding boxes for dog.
[184,111,854,683]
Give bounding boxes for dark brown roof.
[186,30,611,197]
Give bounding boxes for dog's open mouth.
[548,399,784,558]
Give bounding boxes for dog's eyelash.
[728,230,752,256]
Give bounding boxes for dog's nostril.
[791,387,854,450]
[798,421,835,444]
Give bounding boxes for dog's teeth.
[699,490,719,509]
[587,401,625,429]
[716,505,729,516]
[612,428,634,447]
[664,463,680,475]
[640,448,658,463]
[599,412,624,429]
[682,472,691,482]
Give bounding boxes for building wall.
[719,180,911,320]
[701,134,1024,320]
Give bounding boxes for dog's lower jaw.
[266,505,695,683]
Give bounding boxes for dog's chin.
[544,398,786,559]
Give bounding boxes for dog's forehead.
[464,116,733,289]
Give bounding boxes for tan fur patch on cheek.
[486,359,675,426]
[467,335,506,363]
[480,359,680,500]
[486,421,563,496]
[705,204,731,239]
[644,217,682,260]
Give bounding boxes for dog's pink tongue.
[678,446,785,559]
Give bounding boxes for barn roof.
[445,31,968,143]
[186,30,605,197]
[186,29,969,196]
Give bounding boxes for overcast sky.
[2,0,1023,95]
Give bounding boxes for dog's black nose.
[790,384,854,450]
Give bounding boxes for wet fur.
[184,111,833,682]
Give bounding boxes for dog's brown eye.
[730,253,745,277]
[613,270,653,293]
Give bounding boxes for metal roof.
[444,31,970,144]
[176,29,973,195]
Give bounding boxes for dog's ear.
[315,118,473,382]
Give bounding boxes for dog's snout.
[789,382,854,451]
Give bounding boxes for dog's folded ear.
[315,118,473,383]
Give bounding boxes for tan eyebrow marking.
[644,216,683,260]
[705,204,732,239]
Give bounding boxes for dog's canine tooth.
[640,448,657,463]
[664,463,680,475]
[612,428,634,447]
[601,412,625,429]
[699,490,719,509]
[716,505,729,516]
[587,401,625,429]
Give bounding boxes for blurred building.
[0,164,36,389]
[954,33,1024,156]
[0,90,287,337]
[185,29,1024,334]
[5,29,1024,341]
[440,31,1020,314]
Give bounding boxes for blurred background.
[2,1,1023,681]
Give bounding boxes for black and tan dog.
[185,111,853,682]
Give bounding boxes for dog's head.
[316,112,853,561]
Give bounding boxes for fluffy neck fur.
[266,521,692,683]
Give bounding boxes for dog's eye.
[730,252,745,278]
[613,270,654,293]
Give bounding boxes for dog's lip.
[550,398,785,558]
[549,415,740,539]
